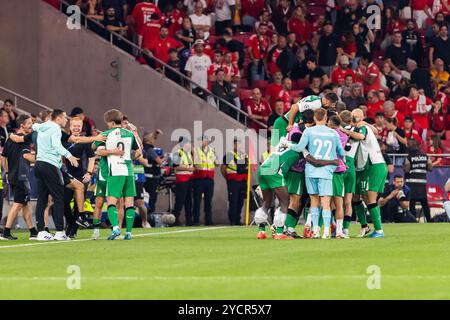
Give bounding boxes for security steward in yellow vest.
[221,137,249,225]
[192,135,217,226]
[172,137,195,226]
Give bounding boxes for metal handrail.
[0,85,53,112]
[55,0,267,129]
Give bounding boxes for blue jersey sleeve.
[335,132,345,158]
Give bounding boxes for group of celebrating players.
[255,93,388,240]
[0,108,141,241]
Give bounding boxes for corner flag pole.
[245,156,251,226]
[245,139,256,226]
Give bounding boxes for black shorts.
[134,182,145,200]
[11,181,31,204]
[61,170,75,187]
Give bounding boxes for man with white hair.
[341,108,387,238]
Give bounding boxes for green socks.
[93,218,101,228]
[285,209,299,230]
[343,216,351,229]
[367,203,382,231]
[354,202,367,226]
[107,205,119,228]
[125,207,136,233]
[258,223,266,232]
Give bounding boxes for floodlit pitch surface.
[1,224,450,299]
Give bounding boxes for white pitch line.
[0,226,229,250]
[1,275,450,281]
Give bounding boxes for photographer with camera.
[221,137,248,225]
[379,175,416,223]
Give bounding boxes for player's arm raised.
[287,103,299,132]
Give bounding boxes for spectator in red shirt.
[241,0,265,30]
[411,0,433,29]
[374,111,387,142]
[245,88,272,131]
[403,115,423,145]
[207,50,223,89]
[341,31,357,63]
[427,135,444,166]
[165,2,186,37]
[131,0,163,48]
[146,26,183,67]
[383,100,405,129]
[246,23,269,86]
[222,51,240,85]
[265,71,283,107]
[278,77,293,112]
[255,9,276,36]
[356,53,382,94]
[366,89,385,120]
[429,99,447,138]
[287,6,313,45]
[407,85,433,131]
[331,55,355,87]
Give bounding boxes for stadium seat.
[208,35,217,45]
[309,5,326,16]
[239,89,253,101]
[427,184,445,208]
[441,140,450,153]
[296,78,309,90]
[252,80,268,91]
[240,78,249,88]
[290,90,303,100]
[446,130,450,141]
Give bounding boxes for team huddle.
[255,94,388,240]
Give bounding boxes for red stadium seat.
[446,130,450,141]
[296,78,309,89]
[208,35,217,45]
[309,5,326,16]
[442,140,450,153]
[427,184,445,208]
[240,78,249,88]
[239,89,253,101]
[252,80,268,91]
[234,33,251,45]
[290,90,303,100]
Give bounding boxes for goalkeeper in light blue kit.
[290,108,345,239]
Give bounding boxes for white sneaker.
[142,221,152,229]
[312,227,321,239]
[336,233,350,239]
[356,226,371,238]
[91,228,100,240]
[54,231,71,241]
[37,231,54,241]
[322,232,330,239]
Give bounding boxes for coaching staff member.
[0,115,38,240]
[33,109,79,241]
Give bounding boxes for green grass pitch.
[1,224,450,300]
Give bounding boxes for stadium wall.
[0,0,264,224]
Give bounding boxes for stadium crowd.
[0,0,446,241]
[44,0,450,157]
